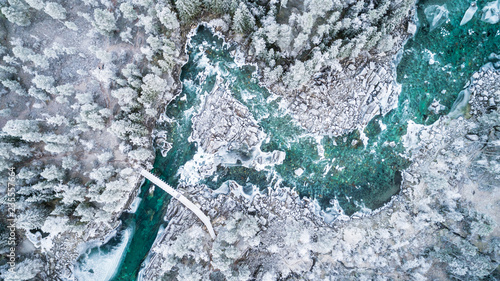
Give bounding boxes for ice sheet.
[460,2,478,26]
[73,227,133,281]
[481,0,500,24]
[424,5,449,31]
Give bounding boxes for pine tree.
[32,74,55,93]
[16,207,48,230]
[158,6,179,31]
[119,3,137,20]
[232,2,255,34]
[1,0,31,27]
[111,87,139,112]
[175,0,201,22]
[2,80,27,96]
[89,166,115,184]
[40,165,65,181]
[2,119,42,142]
[139,74,170,108]
[203,0,234,15]
[78,103,110,130]
[44,2,67,20]
[307,0,334,17]
[93,9,117,34]
[25,0,45,10]
[0,258,43,280]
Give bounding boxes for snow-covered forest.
[0,0,499,280]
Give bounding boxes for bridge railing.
[140,169,216,240]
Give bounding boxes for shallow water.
[78,0,500,279]
[171,26,408,215]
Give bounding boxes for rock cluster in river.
[140,182,329,280]
[191,81,262,154]
[261,22,413,137]
[468,66,500,116]
[281,57,402,136]
[141,97,500,280]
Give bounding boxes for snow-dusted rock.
[481,0,500,24]
[407,22,417,35]
[191,80,262,154]
[465,134,480,141]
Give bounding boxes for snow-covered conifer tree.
[2,119,42,142]
[24,0,45,10]
[1,0,31,26]
[119,3,137,20]
[157,6,179,31]
[93,9,117,34]
[175,0,201,22]
[44,2,67,20]
[232,2,255,34]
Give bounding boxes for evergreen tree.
[93,9,117,34]
[2,120,42,142]
[1,0,31,26]
[232,2,255,34]
[157,6,179,31]
[2,80,27,96]
[16,207,48,230]
[111,87,139,112]
[40,165,65,181]
[32,74,55,93]
[119,3,137,20]
[24,0,45,10]
[175,0,202,22]
[0,258,43,280]
[138,74,170,109]
[44,2,67,20]
[203,0,235,15]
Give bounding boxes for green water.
[162,26,410,215]
[399,0,500,126]
[107,182,168,280]
[108,43,206,281]
[78,0,499,279]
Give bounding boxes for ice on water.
[460,2,478,26]
[74,228,132,281]
[424,5,449,31]
[481,0,500,24]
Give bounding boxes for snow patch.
[378,119,387,131]
[423,49,438,66]
[294,168,304,176]
[314,135,325,159]
[126,197,141,213]
[460,2,478,26]
[180,131,286,185]
[481,0,500,24]
[73,227,133,281]
[402,120,426,152]
[177,151,217,185]
[312,198,349,224]
[424,5,449,31]
[359,129,369,147]
[448,88,471,119]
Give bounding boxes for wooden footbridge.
[140,169,216,240]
